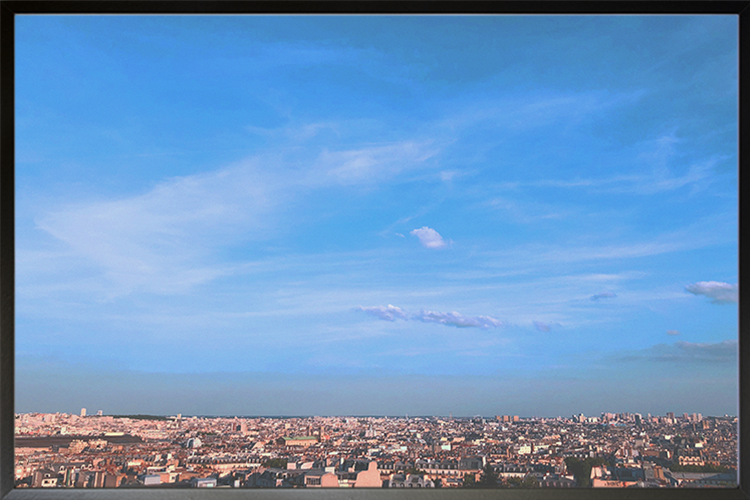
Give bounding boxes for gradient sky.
[14,15,738,417]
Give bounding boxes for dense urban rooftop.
[15,410,737,489]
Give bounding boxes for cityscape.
[15,410,737,489]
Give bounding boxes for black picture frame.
[1,2,748,500]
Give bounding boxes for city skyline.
[15,15,738,416]
[16,409,733,419]
[15,410,738,489]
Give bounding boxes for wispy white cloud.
[590,291,617,301]
[574,272,647,283]
[667,330,681,336]
[532,175,638,189]
[246,120,341,141]
[485,196,569,223]
[256,42,364,69]
[685,281,738,304]
[317,141,438,185]
[530,162,718,195]
[519,212,736,266]
[440,170,460,182]
[410,226,447,249]
[34,160,278,296]
[635,160,718,195]
[512,127,728,197]
[439,90,645,133]
[414,309,502,329]
[356,305,502,329]
[618,340,737,364]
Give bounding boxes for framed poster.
[2,2,747,500]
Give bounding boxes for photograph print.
[12,14,739,489]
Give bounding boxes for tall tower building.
[80,408,87,417]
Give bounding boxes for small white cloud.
[355,304,408,322]
[667,330,681,336]
[590,291,617,301]
[410,227,446,249]
[533,321,551,332]
[415,310,502,329]
[685,281,738,304]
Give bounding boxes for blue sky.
[15,15,738,417]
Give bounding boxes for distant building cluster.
[14,410,737,489]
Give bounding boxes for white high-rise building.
[80,408,86,417]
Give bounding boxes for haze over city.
[14,15,738,417]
